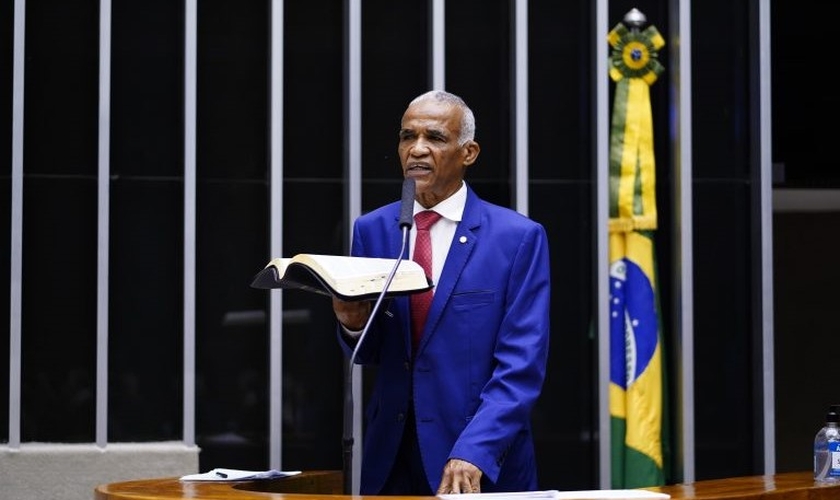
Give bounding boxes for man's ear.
[463,141,481,166]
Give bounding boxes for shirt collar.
[413,181,467,223]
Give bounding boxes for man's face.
[398,99,478,208]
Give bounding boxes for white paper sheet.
[179,468,302,481]
[439,489,669,500]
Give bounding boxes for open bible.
[250,254,433,301]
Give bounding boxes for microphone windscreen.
[399,177,416,229]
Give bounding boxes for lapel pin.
[459,236,467,244]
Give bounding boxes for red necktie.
[410,210,442,354]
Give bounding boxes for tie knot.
[414,210,442,230]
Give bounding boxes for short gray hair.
[410,90,476,146]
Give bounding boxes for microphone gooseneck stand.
[341,178,416,494]
[341,229,411,495]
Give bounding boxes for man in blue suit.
[333,90,551,496]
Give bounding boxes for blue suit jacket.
[340,185,551,494]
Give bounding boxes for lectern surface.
[95,470,840,500]
[95,470,343,499]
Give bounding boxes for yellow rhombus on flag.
[607,14,668,488]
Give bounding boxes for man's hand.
[332,297,372,331]
[436,458,482,494]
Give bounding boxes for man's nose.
[410,139,431,155]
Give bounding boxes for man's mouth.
[406,163,432,174]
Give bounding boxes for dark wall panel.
[286,0,344,181]
[22,180,98,441]
[198,1,268,181]
[280,0,346,472]
[529,0,598,489]
[530,183,596,489]
[20,0,99,442]
[529,0,592,182]
[109,0,184,443]
[109,181,183,441]
[111,0,183,178]
[691,0,757,481]
[771,3,839,187]
[773,212,840,473]
[692,182,755,479]
[195,0,271,470]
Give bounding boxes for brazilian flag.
[607,19,668,488]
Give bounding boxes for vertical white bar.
[513,0,528,216]
[758,0,775,475]
[431,0,444,89]
[346,0,363,492]
[8,0,26,450]
[347,0,361,223]
[675,0,696,483]
[96,0,112,448]
[269,0,284,470]
[183,0,198,447]
[595,0,610,489]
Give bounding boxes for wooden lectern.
[95,470,840,500]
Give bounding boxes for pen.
[215,471,228,479]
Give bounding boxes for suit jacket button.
[397,413,405,422]
[404,361,410,370]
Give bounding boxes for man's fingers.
[437,459,482,494]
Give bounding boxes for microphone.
[398,177,416,229]
[342,177,417,495]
